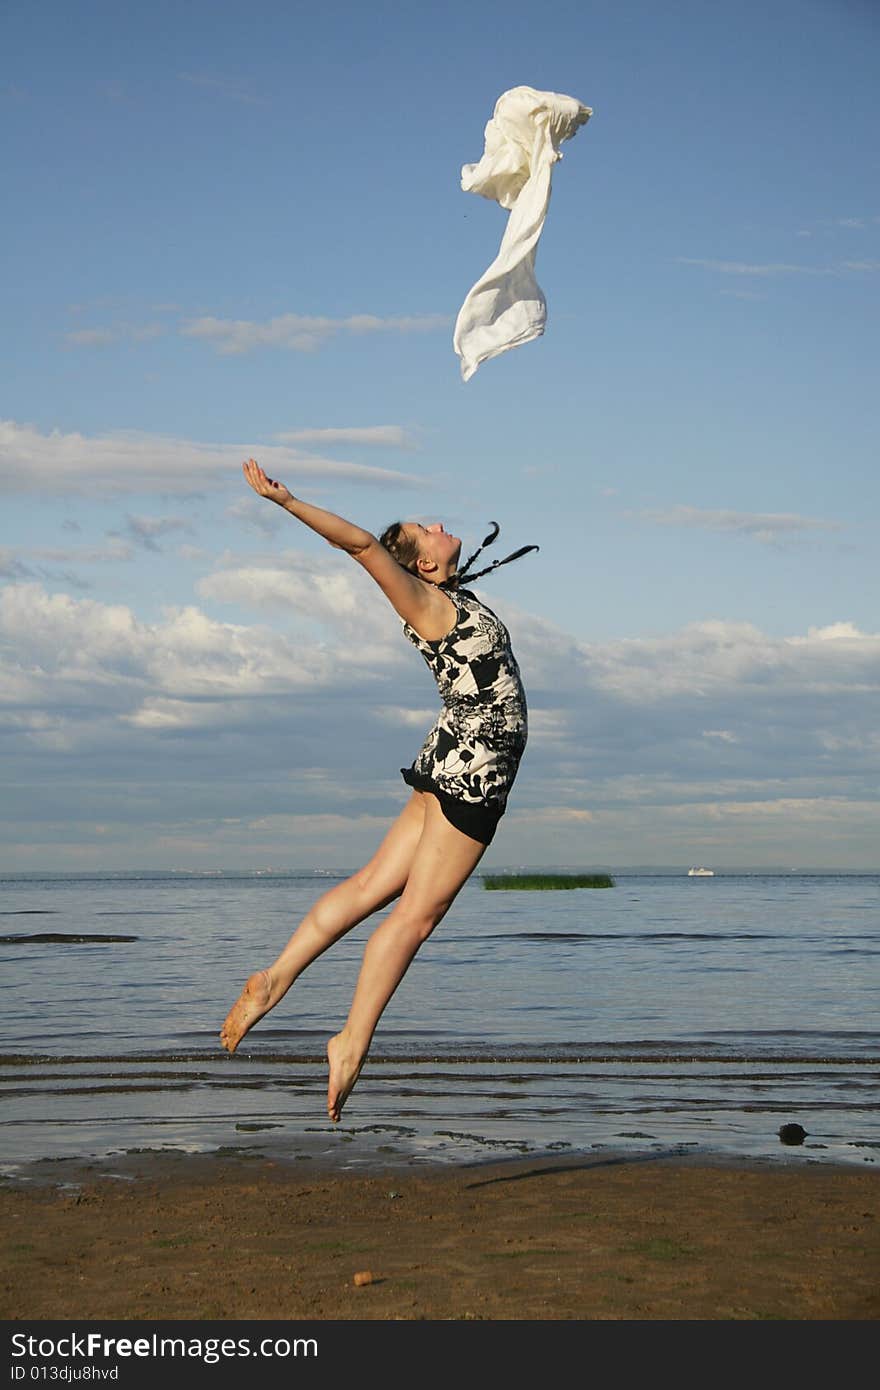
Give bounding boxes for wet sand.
[2,1149,878,1321]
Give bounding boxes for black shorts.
[400,767,506,846]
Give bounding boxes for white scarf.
[453,86,592,382]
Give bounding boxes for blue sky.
[2,0,878,870]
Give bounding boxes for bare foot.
[327,1031,365,1123]
[220,969,272,1054]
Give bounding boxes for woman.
[221,458,532,1123]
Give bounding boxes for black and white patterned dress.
[400,587,527,844]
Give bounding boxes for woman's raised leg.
[327,794,486,1122]
[220,793,428,1053]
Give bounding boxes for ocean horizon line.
[1,865,878,882]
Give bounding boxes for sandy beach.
[2,1149,878,1322]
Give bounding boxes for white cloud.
[122,696,253,731]
[116,514,193,551]
[373,705,439,728]
[180,311,449,355]
[3,708,80,753]
[523,708,571,743]
[63,309,448,357]
[224,497,284,537]
[678,258,828,276]
[0,547,35,579]
[2,581,877,868]
[29,539,133,564]
[63,323,165,347]
[199,560,360,621]
[639,504,842,546]
[680,256,880,279]
[818,730,880,753]
[578,617,880,702]
[507,806,595,824]
[0,419,423,496]
[795,621,866,642]
[177,72,265,105]
[0,584,143,678]
[197,549,403,647]
[64,327,118,346]
[273,426,418,449]
[705,796,854,820]
[97,80,127,103]
[0,583,335,699]
[496,600,880,734]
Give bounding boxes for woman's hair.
[379,520,422,575]
[380,519,538,589]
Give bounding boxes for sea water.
[1,870,878,1175]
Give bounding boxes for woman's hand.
[242,458,294,506]
[240,466,377,563]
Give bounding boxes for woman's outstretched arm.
[243,458,374,552]
[241,458,447,632]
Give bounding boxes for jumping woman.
[221,458,535,1122]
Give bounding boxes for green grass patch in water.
[482,873,614,890]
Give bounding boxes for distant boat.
[687,866,715,877]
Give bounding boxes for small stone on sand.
[778,1123,808,1145]
[353,1270,375,1286]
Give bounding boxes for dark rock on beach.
[778,1123,808,1146]
[0,933,138,944]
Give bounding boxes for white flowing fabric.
[453,86,592,382]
